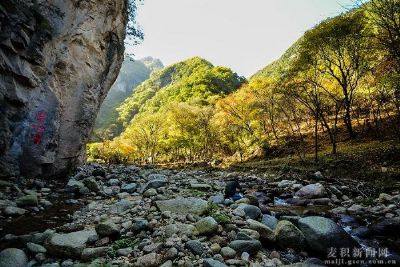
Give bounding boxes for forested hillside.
[88,57,246,163]
[89,1,400,169]
[251,38,302,80]
[92,56,163,140]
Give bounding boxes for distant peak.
[139,56,164,71]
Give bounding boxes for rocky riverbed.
[1,164,400,267]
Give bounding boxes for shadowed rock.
[45,230,98,258]
[0,0,128,178]
[298,216,359,255]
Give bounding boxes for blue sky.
[126,0,356,77]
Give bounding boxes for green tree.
[301,11,371,138]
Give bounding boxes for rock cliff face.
[0,0,128,177]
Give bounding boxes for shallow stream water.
[0,194,81,249]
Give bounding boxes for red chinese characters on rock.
[32,111,47,144]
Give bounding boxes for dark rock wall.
[0,0,128,177]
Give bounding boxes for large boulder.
[155,197,209,215]
[0,0,127,178]
[298,216,359,255]
[0,248,28,267]
[275,220,306,251]
[45,230,98,258]
[295,183,326,199]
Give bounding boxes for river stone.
[203,258,229,267]
[0,200,16,210]
[275,220,306,251]
[141,178,168,192]
[95,221,120,237]
[4,206,26,216]
[0,180,13,187]
[280,215,301,225]
[237,229,260,240]
[81,247,108,261]
[160,261,173,267]
[16,194,38,207]
[92,168,106,177]
[262,214,279,230]
[135,252,162,267]
[233,204,261,219]
[277,180,292,188]
[298,216,359,255]
[190,183,212,190]
[347,204,366,215]
[31,229,56,244]
[295,183,326,199]
[27,242,47,253]
[210,243,221,254]
[378,193,393,203]
[82,177,100,193]
[65,179,86,194]
[164,247,178,260]
[236,198,251,204]
[369,217,400,236]
[117,247,133,256]
[186,240,204,255]
[236,232,253,240]
[108,178,120,186]
[143,188,158,197]
[229,240,262,255]
[121,183,137,193]
[131,218,149,232]
[195,216,218,235]
[165,224,197,237]
[303,257,326,266]
[143,243,163,254]
[46,230,98,258]
[247,219,276,242]
[221,247,236,259]
[147,173,167,181]
[209,193,225,204]
[155,197,209,215]
[41,263,60,267]
[0,248,28,267]
[109,200,134,214]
